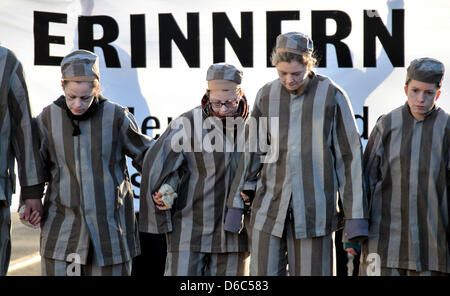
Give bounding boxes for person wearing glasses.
[139,63,250,276]
[32,49,153,275]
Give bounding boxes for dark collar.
[54,95,107,136]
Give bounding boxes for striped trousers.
[41,242,131,276]
[164,251,250,276]
[41,257,132,276]
[250,217,333,276]
[0,203,11,276]
[359,264,448,276]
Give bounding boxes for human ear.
[435,89,442,101]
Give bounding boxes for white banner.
[1,0,449,210]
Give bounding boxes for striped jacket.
[362,102,450,273]
[0,46,44,206]
[139,106,249,253]
[37,96,152,266]
[228,72,368,239]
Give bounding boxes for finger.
[32,216,41,226]
[345,248,358,256]
[156,205,168,211]
[152,196,163,206]
[240,192,249,200]
[30,215,40,225]
[24,205,31,221]
[30,210,39,221]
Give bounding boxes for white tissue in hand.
[18,205,40,229]
[159,184,178,209]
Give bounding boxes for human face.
[63,81,98,115]
[276,61,310,93]
[208,84,241,117]
[404,79,441,120]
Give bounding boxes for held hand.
[22,199,43,226]
[345,247,359,257]
[152,192,168,211]
[240,192,252,213]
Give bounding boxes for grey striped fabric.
[276,32,313,54]
[37,97,152,267]
[362,267,447,276]
[164,251,249,276]
[206,63,242,84]
[139,106,249,254]
[0,46,45,276]
[61,49,100,81]
[250,218,333,276]
[0,46,45,204]
[42,257,131,276]
[362,102,450,274]
[228,72,367,240]
[0,205,11,275]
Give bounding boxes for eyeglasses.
[210,99,239,109]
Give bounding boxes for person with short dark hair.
[360,57,450,275]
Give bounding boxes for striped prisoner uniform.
[361,102,450,274]
[139,106,249,275]
[0,46,45,275]
[228,72,368,275]
[37,96,152,272]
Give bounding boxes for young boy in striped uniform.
[360,58,450,275]
[139,63,250,276]
[228,32,368,276]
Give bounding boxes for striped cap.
[61,49,100,81]
[276,32,313,55]
[406,57,445,85]
[206,63,242,84]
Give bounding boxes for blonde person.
[139,63,250,276]
[359,58,450,275]
[228,32,368,276]
[31,49,153,276]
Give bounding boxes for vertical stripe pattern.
[229,73,366,239]
[250,218,333,276]
[362,103,450,273]
[164,251,249,276]
[139,107,249,254]
[0,46,45,275]
[37,97,152,267]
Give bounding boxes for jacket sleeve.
[227,90,265,210]
[7,52,46,189]
[362,121,384,211]
[120,108,154,174]
[332,90,369,226]
[138,117,186,234]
